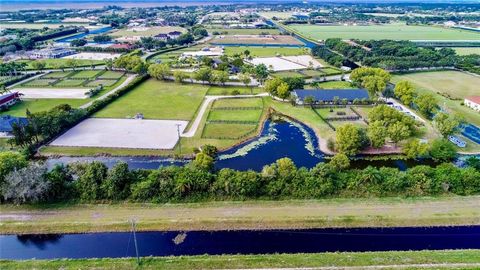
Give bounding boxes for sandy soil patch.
[50,118,188,149]
[15,88,89,99]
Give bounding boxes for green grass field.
[288,23,480,41]
[392,71,480,127]
[69,70,102,78]
[273,71,305,78]
[93,79,209,120]
[452,47,480,55]
[208,110,263,122]
[43,71,73,78]
[224,46,308,57]
[203,123,257,138]
[206,86,262,95]
[22,59,104,70]
[4,250,480,270]
[310,81,354,89]
[212,98,263,108]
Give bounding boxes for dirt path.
[1,196,479,234]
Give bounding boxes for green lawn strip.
[19,79,57,87]
[288,23,480,40]
[93,79,209,120]
[3,250,480,270]
[207,110,262,122]
[203,123,257,139]
[206,86,262,95]
[321,67,343,75]
[212,97,263,108]
[1,196,480,234]
[308,81,354,89]
[98,71,125,79]
[23,59,104,70]
[314,107,355,118]
[53,79,86,87]
[43,71,74,79]
[224,46,309,57]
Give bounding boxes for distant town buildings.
[465,96,480,112]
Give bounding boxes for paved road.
[79,74,137,109]
[181,93,269,137]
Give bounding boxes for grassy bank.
[2,250,480,269]
[1,196,479,234]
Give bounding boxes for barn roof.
[0,115,28,133]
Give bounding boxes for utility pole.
[131,219,140,266]
[176,123,182,155]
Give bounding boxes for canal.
[2,226,480,260]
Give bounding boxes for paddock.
[50,118,188,149]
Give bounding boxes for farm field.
[224,46,308,57]
[451,47,480,55]
[259,11,295,19]
[93,79,209,120]
[288,23,480,41]
[207,28,281,35]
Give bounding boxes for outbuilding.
[0,92,21,110]
[465,96,480,112]
[0,115,28,138]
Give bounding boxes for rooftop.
[466,96,480,104]
[0,115,28,133]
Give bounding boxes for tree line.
[1,149,479,204]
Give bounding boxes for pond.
[2,226,480,259]
[45,119,439,171]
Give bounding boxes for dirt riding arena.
[17,88,89,99]
[50,118,188,149]
[63,52,122,60]
[247,55,322,71]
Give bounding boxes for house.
[0,92,21,110]
[168,31,182,39]
[0,115,28,137]
[108,43,135,50]
[292,89,369,105]
[153,33,169,41]
[465,96,480,112]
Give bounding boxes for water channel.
[2,226,479,260]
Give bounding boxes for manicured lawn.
[452,47,480,55]
[206,86,263,95]
[149,45,204,63]
[93,79,209,120]
[53,79,85,87]
[315,107,355,118]
[224,46,308,57]
[288,23,480,40]
[207,28,281,35]
[203,123,257,138]
[43,71,73,78]
[392,71,480,127]
[321,67,343,75]
[99,71,125,79]
[20,79,57,87]
[4,250,480,270]
[208,109,263,122]
[212,98,263,108]
[85,79,116,87]
[301,69,326,77]
[353,106,374,120]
